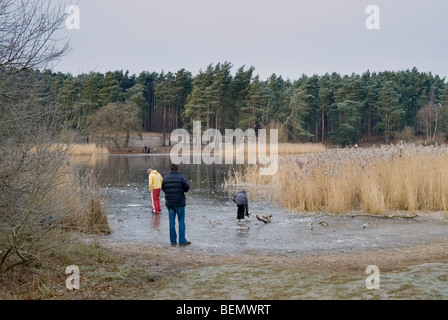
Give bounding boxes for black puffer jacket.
[161,171,190,207]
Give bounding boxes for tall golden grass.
[276,143,326,154]
[64,144,110,233]
[186,142,326,155]
[51,144,110,233]
[214,143,325,156]
[67,143,110,156]
[225,144,448,215]
[14,143,110,232]
[54,164,110,234]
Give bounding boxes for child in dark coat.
[232,190,250,221]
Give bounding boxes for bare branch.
[0,0,71,73]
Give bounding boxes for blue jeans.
[168,206,187,245]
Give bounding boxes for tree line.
[27,63,448,146]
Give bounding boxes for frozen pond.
[85,154,448,258]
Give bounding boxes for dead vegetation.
[226,143,448,215]
[2,239,448,300]
[0,0,111,275]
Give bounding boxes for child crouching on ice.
[232,190,250,221]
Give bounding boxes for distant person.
[254,121,262,138]
[232,190,250,222]
[148,168,163,214]
[162,163,191,246]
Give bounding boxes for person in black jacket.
[232,190,250,221]
[161,163,191,246]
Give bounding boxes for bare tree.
[0,0,108,273]
[394,126,415,143]
[417,89,440,141]
[0,0,70,73]
[87,102,142,150]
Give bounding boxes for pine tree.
[284,87,313,142]
[328,101,361,146]
[376,81,405,143]
[224,65,254,129]
[362,72,380,142]
[79,72,102,113]
[318,73,333,143]
[174,68,193,129]
[183,70,208,131]
[98,71,122,106]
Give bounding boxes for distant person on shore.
[232,190,250,222]
[148,168,163,214]
[162,163,191,246]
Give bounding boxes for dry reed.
[53,144,110,233]
[67,143,110,156]
[225,143,448,215]
[54,164,110,234]
[217,143,325,155]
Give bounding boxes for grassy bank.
[2,239,448,299]
[226,143,448,215]
[0,238,117,299]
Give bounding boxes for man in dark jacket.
[232,190,249,221]
[162,163,191,246]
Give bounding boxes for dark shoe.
[171,243,177,247]
[179,241,191,246]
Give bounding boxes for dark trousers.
[237,205,246,219]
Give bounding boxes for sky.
[52,0,448,81]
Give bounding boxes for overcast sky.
[52,0,448,81]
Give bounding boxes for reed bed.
[67,143,110,156]
[54,163,110,234]
[225,143,448,215]
[43,143,110,233]
[276,143,326,154]
[192,142,326,156]
[218,143,326,155]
